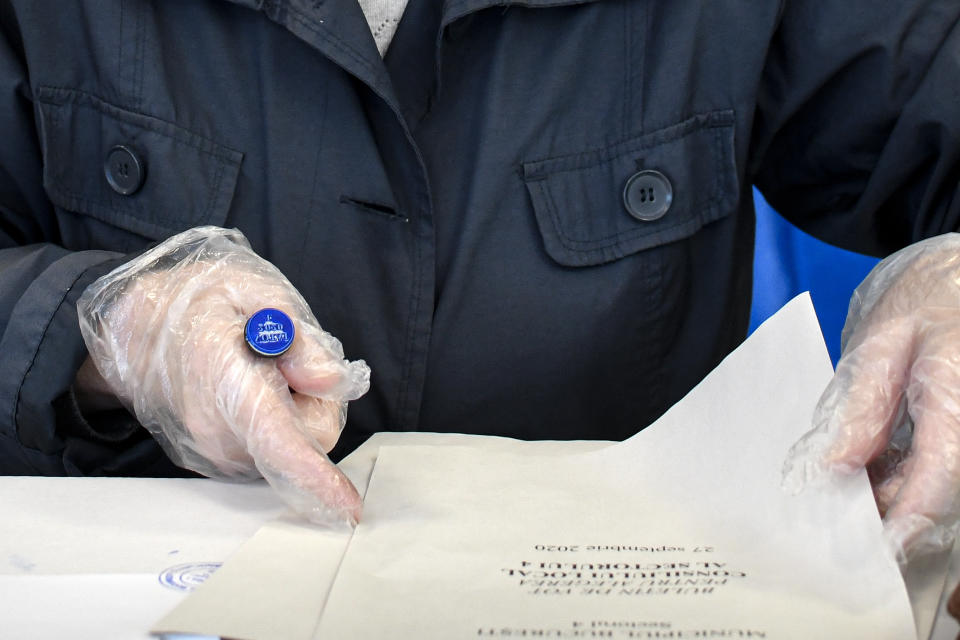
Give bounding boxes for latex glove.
[784,233,960,565]
[77,226,370,527]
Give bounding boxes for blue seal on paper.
[245,308,295,357]
[158,562,222,592]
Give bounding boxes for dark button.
[623,169,672,222]
[104,145,145,196]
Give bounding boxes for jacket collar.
[218,0,605,116]
[223,0,396,107]
[222,0,606,37]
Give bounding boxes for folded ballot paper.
[156,294,936,640]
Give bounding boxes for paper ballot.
[313,294,915,639]
[156,294,933,640]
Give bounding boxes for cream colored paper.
[153,433,608,640]
[314,294,915,639]
[156,294,950,639]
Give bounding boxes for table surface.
[0,476,283,640]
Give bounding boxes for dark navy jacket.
[1,0,959,475]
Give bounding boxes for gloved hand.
[77,226,370,527]
[784,232,960,565]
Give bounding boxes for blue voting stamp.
[158,562,222,592]
[245,307,295,357]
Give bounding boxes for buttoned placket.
[220,0,606,430]
[235,0,437,429]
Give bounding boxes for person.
[1,0,959,564]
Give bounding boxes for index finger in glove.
[822,317,916,472]
[227,361,363,527]
[291,393,346,454]
[783,315,914,490]
[877,325,960,558]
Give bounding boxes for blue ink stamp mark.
[245,308,295,357]
[9,554,36,572]
[158,562,222,592]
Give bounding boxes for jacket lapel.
[218,0,400,112]
[215,0,609,119]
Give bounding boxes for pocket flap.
[36,87,243,240]
[522,110,737,267]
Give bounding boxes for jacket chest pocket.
[521,110,737,268]
[517,110,739,431]
[35,86,243,252]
